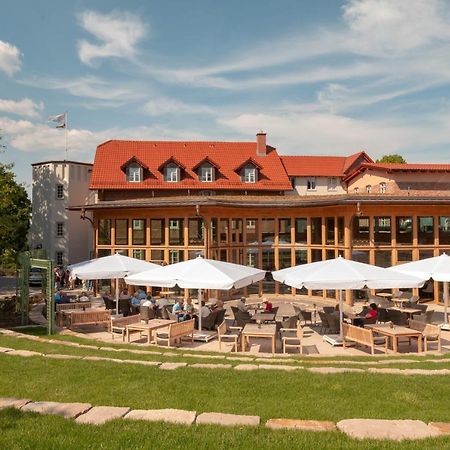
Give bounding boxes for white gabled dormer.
[234,158,262,184]
[121,156,149,183]
[159,157,185,183]
[192,157,220,183]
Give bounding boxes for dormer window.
[165,163,180,182]
[243,165,257,183]
[199,164,214,182]
[366,185,372,193]
[127,163,142,182]
[379,182,386,194]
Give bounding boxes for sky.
[2,0,450,191]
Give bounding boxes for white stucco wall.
[285,176,346,196]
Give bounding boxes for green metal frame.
[17,252,55,335]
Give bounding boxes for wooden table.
[387,307,422,318]
[368,323,422,354]
[126,319,177,344]
[376,292,393,298]
[241,323,277,355]
[159,291,176,297]
[392,298,410,308]
[252,312,276,323]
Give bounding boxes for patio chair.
[201,313,216,331]
[103,296,115,310]
[213,309,226,328]
[408,295,420,305]
[281,322,304,354]
[322,306,335,314]
[231,306,252,327]
[161,305,171,320]
[140,305,155,323]
[270,306,279,320]
[276,315,298,337]
[118,298,131,316]
[318,311,330,334]
[386,309,408,326]
[377,307,389,323]
[412,310,434,324]
[217,320,242,352]
[414,304,428,313]
[325,313,340,334]
[298,308,313,325]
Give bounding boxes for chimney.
[256,131,267,156]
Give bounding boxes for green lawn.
[1,330,450,448]
[0,409,448,450]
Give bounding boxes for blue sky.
[2,0,450,189]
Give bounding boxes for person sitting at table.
[236,297,248,312]
[263,298,273,312]
[353,303,378,327]
[172,299,185,321]
[211,299,224,311]
[131,292,141,314]
[183,297,195,319]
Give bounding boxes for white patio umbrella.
[68,253,160,314]
[125,256,266,333]
[388,253,450,328]
[273,256,425,341]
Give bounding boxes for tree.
[0,134,31,268]
[376,154,407,164]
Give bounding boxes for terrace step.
[75,406,130,425]
[196,412,260,427]
[21,401,91,419]
[125,408,196,425]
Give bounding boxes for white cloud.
[0,98,43,119]
[19,75,146,102]
[0,40,22,76]
[142,97,214,116]
[77,10,147,66]
[219,111,450,162]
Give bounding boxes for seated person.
[263,298,273,312]
[211,299,224,311]
[236,297,248,312]
[172,299,185,320]
[156,296,168,310]
[200,300,211,318]
[59,291,70,304]
[54,290,63,304]
[353,303,378,327]
[183,297,195,319]
[131,292,141,313]
[137,289,147,300]
[119,289,131,301]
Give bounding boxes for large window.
[337,217,344,244]
[56,251,64,266]
[374,216,391,244]
[375,251,391,267]
[56,184,64,199]
[151,249,164,263]
[132,249,145,260]
[327,177,337,191]
[397,250,412,263]
[115,219,128,245]
[219,219,229,243]
[396,216,412,244]
[132,219,146,245]
[439,216,450,245]
[310,218,322,245]
[353,217,370,245]
[231,219,243,243]
[352,250,369,264]
[295,249,307,265]
[261,219,275,245]
[150,219,164,245]
[210,218,218,244]
[165,163,180,182]
[188,218,204,245]
[169,250,184,264]
[98,219,111,245]
[169,219,184,245]
[311,249,322,262]
[127,164,141,182]
[307,177,316,191]
[295,218,307,244]
[246,219,258,245]
[199,165,214,182]
[326,217,335,245]
[418,216,434,245]
[278,219,291,244]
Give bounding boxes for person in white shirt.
[236,297,248,312]
[200,301,211,318]
[156,297,168,309]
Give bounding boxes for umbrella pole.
[444,281,449,325]
[198,288,203,332]
[339,290,344,339]
[115,277,119,315]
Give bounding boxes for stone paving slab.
[43,354,83,360]
[226,356,255,362]
[190,363,232,369]
[125,408,196,425]
[122,359,161,366]
[368,368,450,376]
[0,347,13,352]
[7,350,42,357]
[98,346,122,352]
[182,353,225,360]
[266,418,336,431]
[159,362,187,370]
[21,401,92,419]
[0,397,31,409]
[258,364,299,372]
[308,367,365,374]
[82,356,124,363]
[233,364,259,371]
[428,422,450,434]
[75,406,130,425]
[196,412,260,427]
[337,419,442,441]
[255,358,295,363]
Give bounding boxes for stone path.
[1,396,449,441]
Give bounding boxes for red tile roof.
[343,162,450,182]
[281,155,346,177]
[90,140,292,191]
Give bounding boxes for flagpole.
[65,111,68,160]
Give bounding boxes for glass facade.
[115,219,128,245]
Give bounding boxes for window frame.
[126,164,142,182]
[56,184,64,199]
[165,164,180,182]
[327,177,337,191]
[307,177,316,191]
[56,222,64,238]
[199,164,214,182]
[243,165,257,183]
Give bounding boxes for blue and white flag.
[48,112,66,128]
